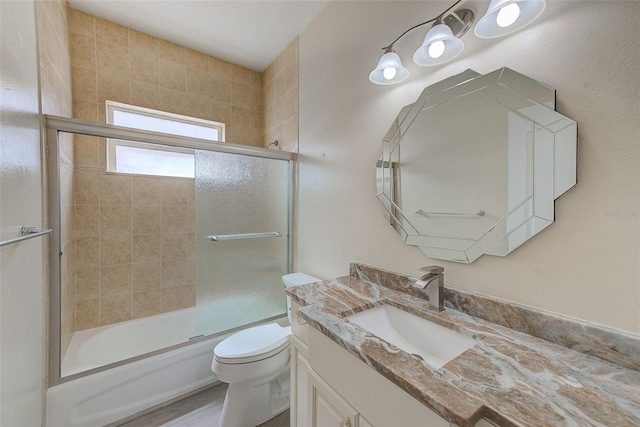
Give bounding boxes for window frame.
[105,101,225,177]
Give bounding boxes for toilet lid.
[214,323,291,364]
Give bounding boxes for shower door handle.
[207,232,281,241]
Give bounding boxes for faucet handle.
[419,265,444,274]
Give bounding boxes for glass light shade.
[474,0,546,39]
[369,51,409,85]
[413,24,464,66]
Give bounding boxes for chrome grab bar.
[415,210,485,218]
[208,232,281,242]
[0,226,53,248]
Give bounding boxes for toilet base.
[218,369,290,427]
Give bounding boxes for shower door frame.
[45,115,295,386]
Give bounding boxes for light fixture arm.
[380,0,463,51]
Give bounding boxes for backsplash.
[350,262,640,371]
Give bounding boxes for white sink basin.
[347,304,479,369]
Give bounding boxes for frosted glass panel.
[195,150,290,337]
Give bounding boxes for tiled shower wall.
[35,0,74,357]
[67,8,300,329]
[74,158,195,329]
[263,38,299,152]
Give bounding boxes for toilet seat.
[214,323,291,364]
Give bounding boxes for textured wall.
[263,38,299,152]
[1,1,46,424]
[298,1,640,333]
[36,0,74,359]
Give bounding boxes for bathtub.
[47,308,223,427]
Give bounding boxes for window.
[106,101,225,178]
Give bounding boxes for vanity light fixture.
[369,0,474,85]
[475,0,546,39]
[370,0,546,85]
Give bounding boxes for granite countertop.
[286,266,640,427]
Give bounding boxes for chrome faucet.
[413,266,444,312]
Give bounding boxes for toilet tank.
[282,273,320,323]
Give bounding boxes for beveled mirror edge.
[376,67,578,264]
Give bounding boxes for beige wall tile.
[76,299,99,330]
[76,205,99,238]
[100,174,132,205]
[75,169,101,205]
[69,8,95,38]
[100,205,132,236]
[159,39,185,64]
[100,264,132,296]
[187,257,196,283]
[230,63,251,85]
[133,177,162,205]
[231,82,250,109]
[130,29,158,53]
[162,285,186,313]
[162,207,188,233]
[250,84,263,113]
[186,67,209,97]
[186,95,209,121]
[133,262,161,291]
[162,232,187,259]
[186,49,208,72]
[210,100,232,125]
[95,17,128,47]
[162,178,190,205]
[159,59,186,92]
[209,57,230,80]
[133,289,162,319]
[76,237,100,269]
[210,76,231,103]
[186,283,196,307]
[73,99,98,121]
[162,258,186,288]
[74,134,100,167]
[133,233,161,263]
[97,73,130,104]
[72,66,97,103]
[133,205,161,234]
[100,235,132,265]
[284,61,298,93]
[232,106,251,130]
[71,32,96,69]
[62,240,75,280]
[160,87,186,115]
[130,53,159,86]
[131,80,160,110]
[284,88,298,121]
[187,232,195,258]
[100,293,132,325]
[96,40,129,79]
[76,268,100,301]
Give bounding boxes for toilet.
[211,273,320,427]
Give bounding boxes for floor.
[118,383,289,427]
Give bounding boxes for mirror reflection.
[376,68,577,263]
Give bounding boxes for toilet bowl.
[211,273,320,427]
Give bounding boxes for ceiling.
[68,0,329,72]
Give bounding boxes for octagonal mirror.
[376,68,577,263]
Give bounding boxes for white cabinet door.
[308,368,358,427]
[291,336,310,427]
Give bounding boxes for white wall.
[298,1,640,333]
[0,0,46,425]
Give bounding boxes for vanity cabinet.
[289,302,495,427]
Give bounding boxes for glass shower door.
[194,150,290,337]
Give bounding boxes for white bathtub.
[47,308,223,427]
